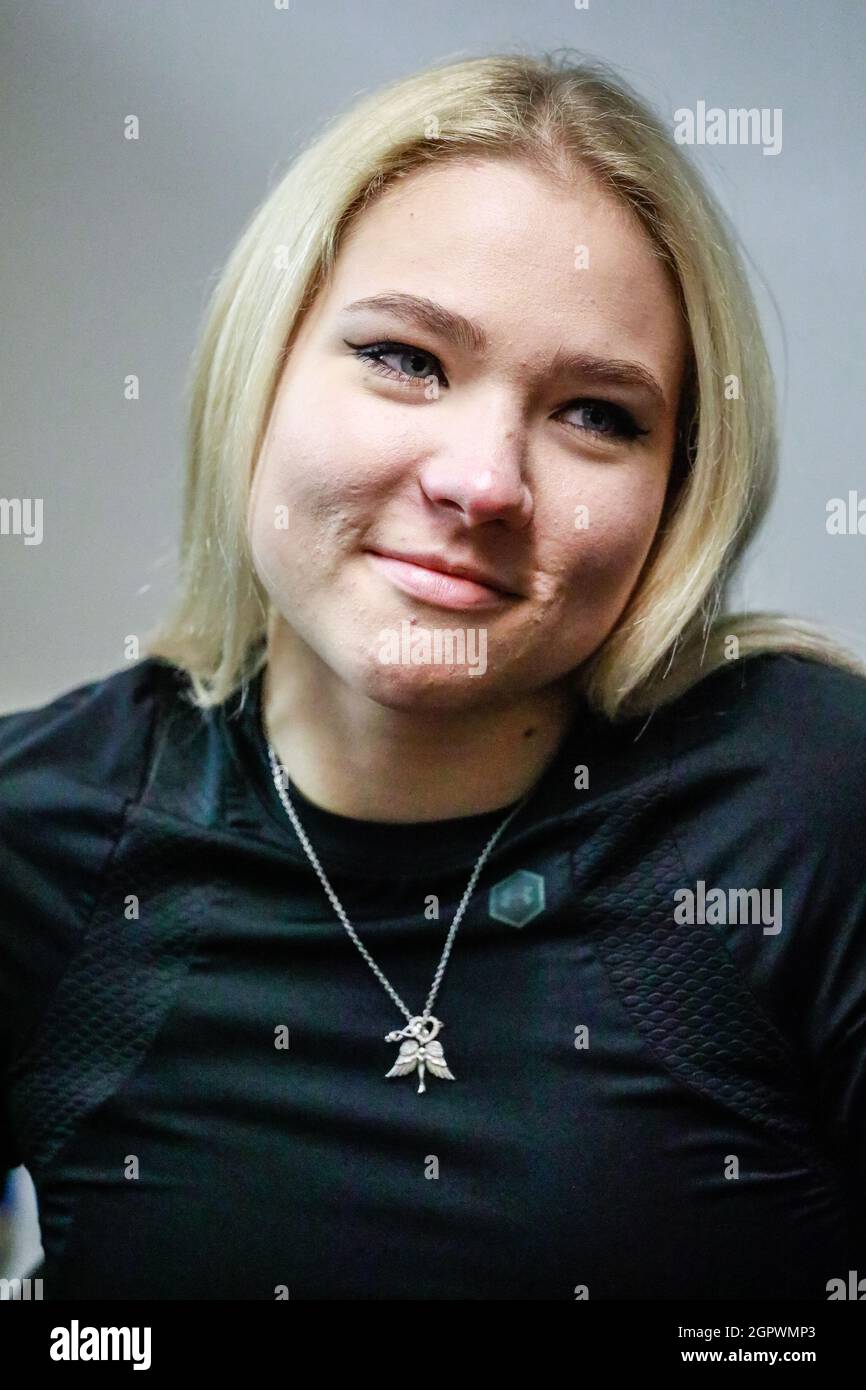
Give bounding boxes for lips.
[367,547,519,596]
[365,548,520,612]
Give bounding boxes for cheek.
[247,427,380,601]
[262,369,413,517]
[249,398,354,545]
[553,466,668,594]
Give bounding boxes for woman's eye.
[350,341,447,387]
[559,401,649,442]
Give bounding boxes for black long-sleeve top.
[1,650,864,1299]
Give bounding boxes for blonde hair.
[143,48,865,719]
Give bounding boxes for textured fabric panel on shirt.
[568,769,837,1171]
[6,809,219,1178]
[0,661,168,1172]
[661,651,866,1239]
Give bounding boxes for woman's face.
[248,156,687,710]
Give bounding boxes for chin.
[352,657,501,713]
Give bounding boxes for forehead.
[316,157,686,389]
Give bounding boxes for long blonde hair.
[144,48,864,719]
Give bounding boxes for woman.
[2,50,864,1301]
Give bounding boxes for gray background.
[1,0,864,715]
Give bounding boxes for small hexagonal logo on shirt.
[488,869,546,927]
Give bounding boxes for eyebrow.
[340,292,668,409]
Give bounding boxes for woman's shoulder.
[0,658,186,959]
[666,648,866,767]
[654,649,866,863]
[0,657,184,806]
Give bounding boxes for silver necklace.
[264,738,532,1094]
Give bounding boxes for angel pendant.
[384,1014,455,1094]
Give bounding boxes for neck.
[260,619,582,823]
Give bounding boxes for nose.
[418,429,533,530]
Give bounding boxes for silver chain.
[265,741,532,1026]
